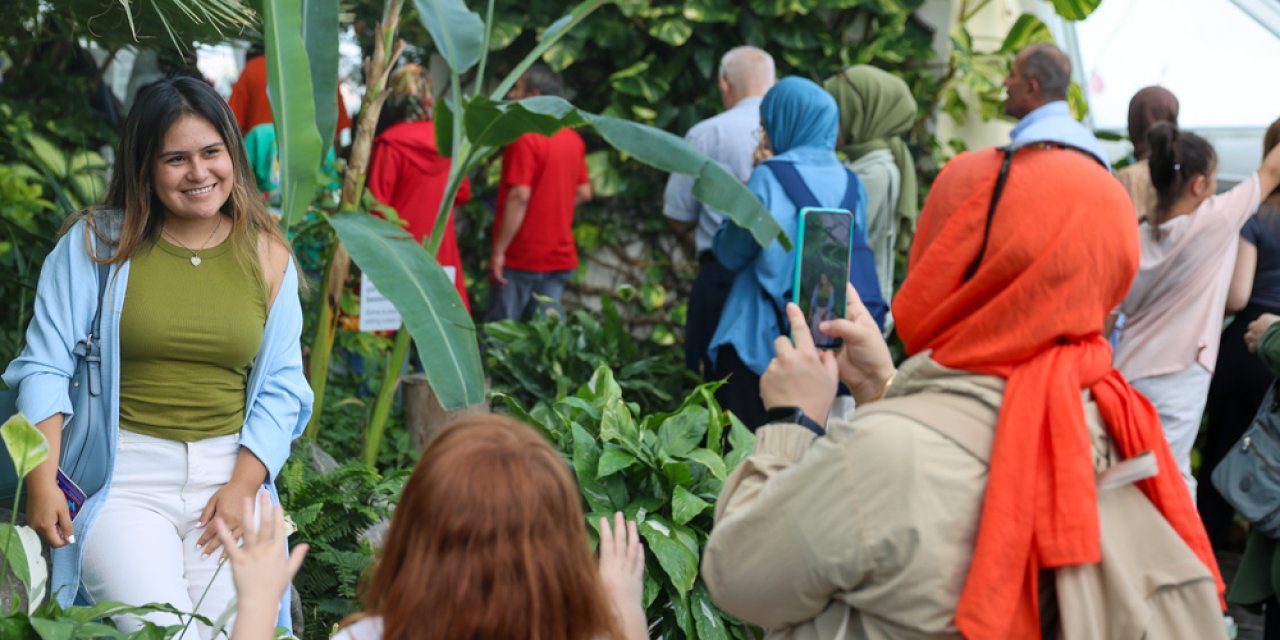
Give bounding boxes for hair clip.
[1173,163,1182,171]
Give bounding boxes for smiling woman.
[0,76,313,636]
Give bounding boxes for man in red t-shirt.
[487,64,592,322]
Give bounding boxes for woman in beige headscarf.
[1116,86,1179,221]
[823,65,918,306]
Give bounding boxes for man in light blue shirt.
[665,45,775,378]
[1004,43,1109,169]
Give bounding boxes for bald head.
[718,46,775,108]
[1004,43,1072,119]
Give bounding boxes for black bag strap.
[963,147,1015,282]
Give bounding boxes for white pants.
[1130,363,1211,502]
[81,430,241,639]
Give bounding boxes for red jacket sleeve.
[367,142,400,212]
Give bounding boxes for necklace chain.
[162,216,223,267]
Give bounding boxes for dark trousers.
[714,345,767,430]
[1201,305,1280,548]
[1268,595,1280,640]
[485,268,573,323]
[685,252,736,379]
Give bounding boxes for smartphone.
[56,469,86,521]
[792,207,854,350]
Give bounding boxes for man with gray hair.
[1003,43,1109,169]
[665,45,776,378]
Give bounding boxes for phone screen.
[794,208,853,349]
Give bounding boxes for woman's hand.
[218,492,308,640]
[598,512,647,640]
[820,283,897,405]
[198,478,259,558]
[26,474,73,547]
[1246,313,1280,352]
[761,303,840,424]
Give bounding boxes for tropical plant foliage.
[278,456,409,639]
[499,366,758,639]
[484,290,698,417]
[1,0,255,54]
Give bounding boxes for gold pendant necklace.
[162,216,223,267]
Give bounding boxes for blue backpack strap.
[841,170,888,330]
[759,161,812,334]
[763,160,820,210]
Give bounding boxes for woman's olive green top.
[118,235,267,442]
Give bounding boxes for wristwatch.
[761,406,825,437]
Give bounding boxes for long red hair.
[358,415,623,640]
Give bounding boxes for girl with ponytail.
[1115,121,1280,501]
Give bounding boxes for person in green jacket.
[1233,311,1280,636]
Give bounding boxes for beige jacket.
[701,354,1224,639]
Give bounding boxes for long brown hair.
[1146,122,1216,237]
[359,415,624,640]
[1261,116,1280,218]
[81,76,286,274]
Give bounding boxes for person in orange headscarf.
[702,144,1227,638]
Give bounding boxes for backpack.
[760,160,887,334]
[851,392,1228,640]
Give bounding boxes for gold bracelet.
[870,372,897,403]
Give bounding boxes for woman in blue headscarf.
[708,76,886,428]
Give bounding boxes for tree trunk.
[403,374,487,451]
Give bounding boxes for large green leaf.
[671,485,710,525]
[1,413,48,479]
[639,515,699,594]
[301,0,340,158]
[597,447,639,478]
[463,96,581,150]
[657,406,707,458]
[0,524,30,602]
[470,96,787,249]
[686,448,727,480]
[264,0,324,231]
[600,399,643,458]
[327,213,485,409]
[999,13,1054,54]
[413,0,486,75]
[648,17,693,46]
[692,582,732,640]
[1050,0,1102,21]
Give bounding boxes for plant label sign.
[359,268,455,332]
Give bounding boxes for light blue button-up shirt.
[664,96,764,254]
[1009,100,1110,170]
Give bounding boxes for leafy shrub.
[483,293,699,417]
[498,366,757,639]
[278,457,408,640]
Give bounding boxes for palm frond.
[54,0,257,52]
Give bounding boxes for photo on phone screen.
[794,208,854,350]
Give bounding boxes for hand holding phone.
[56,469,86,522]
